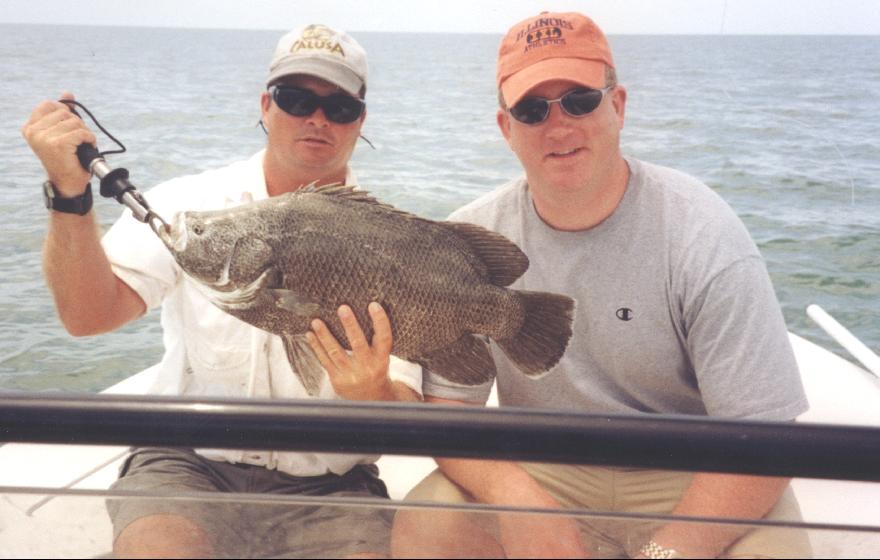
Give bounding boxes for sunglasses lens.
[561,88,605,116]
[510,97,551,125]
[322,94,365,124]
[273,87,319,117]
[272,87,364,124]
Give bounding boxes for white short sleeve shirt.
[102,150,422,476]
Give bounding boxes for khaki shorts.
[404,463,812,559]
[107,447,393,559]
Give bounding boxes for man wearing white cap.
[22,24,419,558]
[393,11,811,559]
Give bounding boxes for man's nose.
[306,107,331,128]
[543,102,577,135]
[545,100,572,124]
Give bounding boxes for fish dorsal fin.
[298,184,529,285]
[442,221,529,286]
[299,183,395,208]
[298,183,450,226]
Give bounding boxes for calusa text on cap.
[289,25,345,56]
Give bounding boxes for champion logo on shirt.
[616,308,634,321]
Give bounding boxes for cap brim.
[501,58,606,107]
[267,57,363,97]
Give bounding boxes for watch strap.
[44,181,93,216]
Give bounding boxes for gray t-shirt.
[424,157,808,421]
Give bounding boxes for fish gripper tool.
[75,143,169,237]
[61,99,170,238]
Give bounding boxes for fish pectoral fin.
[283,334,325,396]
[416,335,497,386]
[271,290,322,317]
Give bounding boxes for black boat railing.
[0,392,878,482]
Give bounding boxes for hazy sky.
[1,0,878,34]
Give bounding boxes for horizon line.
[1,21,878,36]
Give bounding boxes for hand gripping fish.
[159,185,575,395]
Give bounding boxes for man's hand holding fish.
[307,302,417,402]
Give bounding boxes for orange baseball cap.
[497,12,615,107]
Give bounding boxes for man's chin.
[534,169,592,191]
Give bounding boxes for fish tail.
[496,290,575,376]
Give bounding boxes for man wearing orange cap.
[393,12,810,559]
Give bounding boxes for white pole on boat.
[806,304,880,377]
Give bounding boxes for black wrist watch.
[43,181,93,215]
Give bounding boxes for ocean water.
[0,25,877,391]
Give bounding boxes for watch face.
[42,181,55,209]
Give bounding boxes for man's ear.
[497,108,512,146]
[260,90,271,121]
[611,85,627,129]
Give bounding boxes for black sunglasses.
[269,85,365,125]
[509,86,613,125]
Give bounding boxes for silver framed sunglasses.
[508,86,614,125]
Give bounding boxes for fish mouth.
[165,214,242,290]
[162,212,188,253]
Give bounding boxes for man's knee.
[391,469,504,558]
[113,513,213,559]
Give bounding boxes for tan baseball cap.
[267,24,368,97]
[497,12,614,107]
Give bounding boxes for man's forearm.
[390,381,422,402]
[435,456,557,506]
[43,212,144,335]
[433,456,588,558]
[425,396,553,505]
[647,473,791,558]
[423,396,587,557]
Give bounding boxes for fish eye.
[192,224,204,235]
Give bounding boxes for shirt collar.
[251,149,358,202]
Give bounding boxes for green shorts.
[107,447,392,559]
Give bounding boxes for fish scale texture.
[280,198,513,357]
